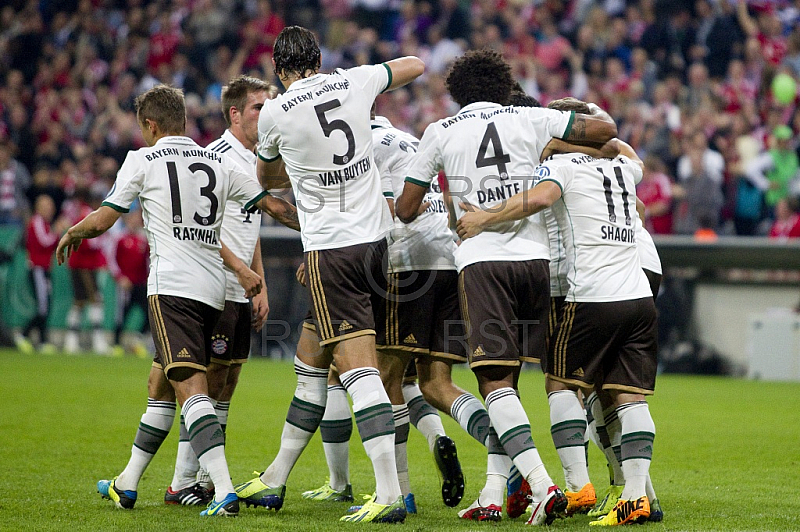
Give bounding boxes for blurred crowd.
[2,0,800,243]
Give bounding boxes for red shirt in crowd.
[114,231,149,286]
[26,213,59,270]
[769,214,800,239]
[67,202,107,270]
[637,172,673,234]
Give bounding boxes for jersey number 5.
[597,166,632,226]
[166,161,219,226]
[315,100,356,165]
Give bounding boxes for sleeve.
[525,107,575,141]
[371,139,396,198]
[256,105,281,163]
[618,155,644,185]
[534,161,571,194]
[345,63,392,100]
[102,151,144,213]
[228,166,269,211]
[404,125,442,188]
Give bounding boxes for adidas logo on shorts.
[573,367,585,377]
[176,348,190,358]
[338,320,353,332]
[404,334,417,344]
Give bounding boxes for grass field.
[1,350,798,531]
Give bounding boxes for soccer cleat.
[433,435,465,507]
[590,496,650,526]
[164,483,213,506]
[14,335,34,355]
[506,474,532,518]
[404,493,417,514]
[527,485,568,526]
[566,482,597,515]
[458,503,502,522]
[346,493,374,514]
[301,482,354,502]
[97,478,137,510]
[200,492,239,517]
[339,495,407,523]
[648,498,663,522]
[588,484,624,517]
[234,474,285,510]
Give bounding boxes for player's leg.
[586,390,625,518]
[303,364,354,502]
[97,364,176,509]
[236,320,330,510]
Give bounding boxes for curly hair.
[273,26,321,79]
[547,97,590,115]
[508,90,541,108]
[445,49,514,108]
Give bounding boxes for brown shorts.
[305,239,388,347]
[148,294,221,377]
[547,297,658,395]
[71,268,100,303]
[377,269,467,362]
[459,259,550,368]
[209,300,252,366]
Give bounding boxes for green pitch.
[1,350,798,531]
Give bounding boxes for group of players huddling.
[57,25,663,526]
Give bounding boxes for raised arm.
[736,0,758,37]
[56,206,121,265]
[384,56,425,91]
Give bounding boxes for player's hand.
[456,202,489,240]
[417,201,431,215]
[295,263,307,286]
[251,289,269,332]
[235,265,263,299]
[56,229,82,265]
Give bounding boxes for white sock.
[617,402,655,501]
[450,392,490,445]
[116,399,176,492]
[403,382,445,452]
[393,404,411,497]
[183,394,233,501]
[481,431,512,507]
[485,388,552,502]
[262,357,328,487]
[215,400,230,431]
[341,367,401,505]
[170,415,199,491]
[602,404,625,485]
[548,390,591,491]
[321,384,352,491]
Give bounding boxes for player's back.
[258,65,393,251]
[413,102,574,270]
[536,153,651,303]
[106,136,265,310]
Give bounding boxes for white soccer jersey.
[257,64,393,251]
[544,208,570,297]
[405,102,574,271]
[207,130,263,303]
[372,116,456,272]
[636,217,662,275]
[535,153,652,303]
[103,136,268,311]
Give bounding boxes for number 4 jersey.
[257,64,394,251]
[404,102,574,271]
[534,153,652,303]
[103,135,268,310]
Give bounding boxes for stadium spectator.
[672,147,725,235]
[769,196,800,238]
[637,154,674,235]
[0,139,31,226]
[746,125,800,218]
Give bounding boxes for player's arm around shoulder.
[383,56,425,91]
[562,104,618,144]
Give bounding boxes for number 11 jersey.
[103,136,268,310]
[257,64,394,251]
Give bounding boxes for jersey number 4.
[315,100,356,165]
[598,166,632,225]
[166,161,219,226]
[476,122,510,179]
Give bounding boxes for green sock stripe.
[620,431,655,444]
[138,422,170,439]
[290,397,326,415]
[499,424,532,446]
[550,419,587,431]
[354,403,393,423]
[188,418,219,439]
[195,440,225,459]
[466,410,491,444]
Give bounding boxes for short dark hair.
[445,49,513,108]
[135,85,185,134]
[221,76,274,126]
[508,90,541,108]
[547,97,591,114]
[273,26,321,79]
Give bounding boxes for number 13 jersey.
[257,64,394,251]
[404,102,574,271]
[103,136,268,310]
[534,153,652,302]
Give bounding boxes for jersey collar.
[154,135,197,147]
[458,102,503,114]
[370,116,392,130]
[221,129,256,165]
[285,73,326,93]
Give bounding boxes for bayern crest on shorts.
[211,334,230,355]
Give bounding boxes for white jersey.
[534,153,652,303]
[636,217,662,275]
[371,116,456,272]
[257,64,394,251]
[544,208,570,297]
[207,130,262,303]
[405,102,574,271]
[103,136,268,310]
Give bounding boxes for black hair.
[273,26,321,79]
[508,90,541,108]
[547,97,591,114]
[445,49,514,108]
